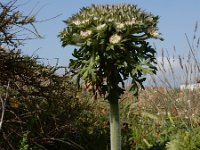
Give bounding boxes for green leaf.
[129,83,139,96]
[106,44,114,51]
[86,40,92,46]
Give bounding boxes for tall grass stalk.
[150,22,200,88]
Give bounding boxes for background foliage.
[0,48,87,149]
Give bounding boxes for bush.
[0,48,88,149]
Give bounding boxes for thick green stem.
[109,99,121,150]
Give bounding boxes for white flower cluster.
[125,17,136,25]
[115,23,125,29]
[151,30,160,37]
[109,34,122,44]
[147,27,160,37]
[94,4,131,10]
[115,18,138,29]
[72,20,81,25]
[82,19,89,24]
[80,30,92,37]
[93,17,98,20]
[108,18,114,22]
[96,24,106,31]
[72,19,89,26]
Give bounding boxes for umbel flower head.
[80,30,92,38]
[60,4,162,47]
[109,34,122,44]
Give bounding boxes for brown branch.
[2,132,15,150]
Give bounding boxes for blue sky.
[8,0,200,81]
